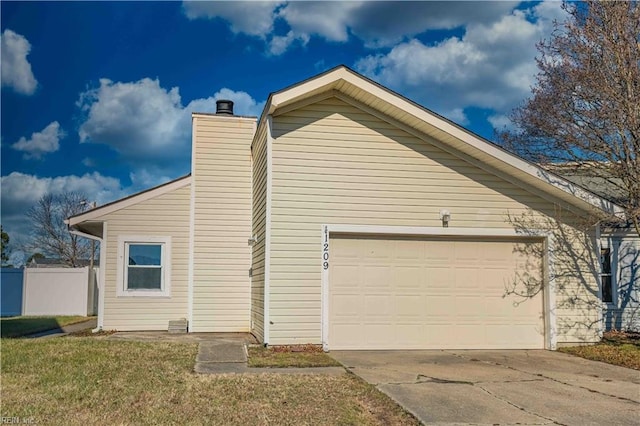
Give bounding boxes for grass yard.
[1,337,419,425]
[248,344,342,368]
[0,316,92,338]
[558,331,640,370]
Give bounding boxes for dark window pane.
[602,275,613,303]
[127,267,162,289]
[129,244,162,266]
[600,248,611,274]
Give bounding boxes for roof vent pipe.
[216,100,234,115]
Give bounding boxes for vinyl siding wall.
[250,120,268,341]
[268,97,600,345]
[191,114,256,332]
[102,185,190,330]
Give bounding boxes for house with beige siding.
[67,66,632,350]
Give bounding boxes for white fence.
[1,267,98,317]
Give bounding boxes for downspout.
[68,225,104,333]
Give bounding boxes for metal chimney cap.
[216,99,234,115]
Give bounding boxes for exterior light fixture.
[439,209,451,227]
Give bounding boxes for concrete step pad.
[196,342,246,363]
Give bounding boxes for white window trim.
[117,235,172,297]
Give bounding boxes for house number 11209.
[323,226,329,270]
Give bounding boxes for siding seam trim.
[188,116,197,330]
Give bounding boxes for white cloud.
[0,172,125,246]
[81,157,95,168]
[77,78,185,160]
[355,2,567,122]
[11,121,65,159]
[77,78,264,167]
[183,1,518,54]
[268,31,309,56]
[276,2,361,43]
[1,29,38,95]
[487,114,513,130]
[442,108,469,126]
[183,1,284,37]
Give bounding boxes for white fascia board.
[269,68,349,114]
[67,176,191,226]
[69,228,102,242]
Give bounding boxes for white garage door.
[329,235,545,350]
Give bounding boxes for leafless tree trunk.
[26,192,96,267]
[498,1,639,236]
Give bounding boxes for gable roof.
[66,174,191,227]
[262,65,624,218]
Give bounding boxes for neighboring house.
[67,66,626,350]
[553,166,639,332]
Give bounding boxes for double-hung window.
[117,236,171,297]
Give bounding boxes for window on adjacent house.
[117,236,171,297]
[600,247,613,303]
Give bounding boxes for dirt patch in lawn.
[248,344,342,368]
[1,337,419,425]
[558,330,640,370]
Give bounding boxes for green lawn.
[248,344,342,368]
[0,316,93,338]
[1,337,419,425]
[558,331,640,370]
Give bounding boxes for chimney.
[216,100,234,115]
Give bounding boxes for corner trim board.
[263,115,274,345]
[188,116,197,330]
[98,222,107,329]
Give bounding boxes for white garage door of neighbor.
[329,235,545,350]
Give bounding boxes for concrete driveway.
[330,350,640,425]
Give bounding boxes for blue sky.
[1,1,567,259]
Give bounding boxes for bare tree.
[26,192,95,267]
[1,226,11,267]
[498,1,640,236]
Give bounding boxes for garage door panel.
[426,296,454,316]
[364,266,392,288]
[332,265,360,286]
[456,269,481,289]
[365,294,391,318]
[396,295,423,317]
[429,267,454,288]
[329,236,545,350]
[394,266,423,289]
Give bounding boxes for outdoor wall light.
[248,235,258,246]
[439,209,451,227]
